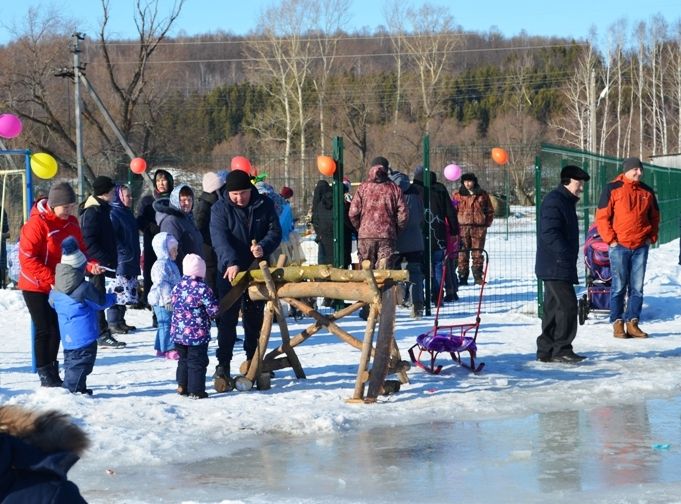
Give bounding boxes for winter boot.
[50,360,63,386]
[472,269,483,285]
[626,319,649,338]
[458,271,469,286]
[213,365,233,393]
[109,323,129,334]
[37,364,62,387]
[613,319,629,338]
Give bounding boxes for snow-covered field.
[1,227,680,503]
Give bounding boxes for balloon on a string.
[317,155,336,176]
[491,147,509,165]
[231,156,252,174]
[443,164,462,181]
[30,153,58,179]
[0,114,23,139]
[130,157,147,174]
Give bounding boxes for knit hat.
[92,176,115,196]
[280,186,293,199]
[370,156,390,169]
[60,236,87,269]
[202,171,225,193]
[560,165,590,181]
[622,157,643,172]
[225,169,252,192]
[47,182,76,208]
[182,253,206,278]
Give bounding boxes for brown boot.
[626,319,648,338]
[613,319,629,338]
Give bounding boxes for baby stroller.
[578,224,611,325]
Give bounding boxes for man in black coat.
[535,165,590,364]
[209,170,282,391]
[79,175,126,349]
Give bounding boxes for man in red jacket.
[595,157,660,339]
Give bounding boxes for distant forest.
[1,1,680,205]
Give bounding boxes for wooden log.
[249,282,377,303]
[257,260,306,380]
[350,301,379,401]
[245,299,274,383]
[284,298,366,350]
[366,285,399,401]
[246,264,408,283]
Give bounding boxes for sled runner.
[408,248,488,374]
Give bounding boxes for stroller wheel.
[578,295,588,325]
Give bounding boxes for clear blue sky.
[0,0,678,44]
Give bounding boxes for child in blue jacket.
[49,236,115,394]
[171,253,218,399]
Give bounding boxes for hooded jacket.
[79,194,117,273]
[535,184,580,284]
[148,232,182,307]
[153,184,204,270]
[348,165,408,241]
[49,263,116,350]
[209,185,282,272]
[595,173,660,249]
[0,405,89,503]
[18,199,91,294]
[136,169,175,277]
[412,172,459,251]
[110,186,141,277]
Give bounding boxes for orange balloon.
[491,147,509,165]
[130,157,147,174]
[317,155,336,176]
[231,156,252,174]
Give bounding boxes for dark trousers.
[90,274,109,334]
[176,343,209,395]
[23,291,61,368]
[106,304,126,325]
[215,273,262,367]
[63,341,97,393]
[537,280,578,359]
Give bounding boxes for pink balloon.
[0,114,22,139]
[444,164,462,181]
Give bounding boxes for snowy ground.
[1,233,680,503]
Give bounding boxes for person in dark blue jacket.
[209,169,282,392]
[107,185,141,334]
[0,404,89,503]
[535,165,590,364]
[49,237,115,394]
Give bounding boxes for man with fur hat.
[209,169,282,391]
[452,172,494,285]
[0,405,89,502]
[79,175,126,349]
[535,165,590,363]
[595,157,659,339]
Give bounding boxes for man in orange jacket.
[595,157,659,339]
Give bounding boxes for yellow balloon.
[30,153,58,179]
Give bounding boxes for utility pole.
[72,32,85,201]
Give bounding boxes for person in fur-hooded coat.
[0,405,89,503]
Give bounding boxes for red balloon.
[491,147,509,165]
[130,157,147,174]
[317,155,336,176]
[231,156,252,174]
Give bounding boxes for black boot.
[473,269,483,285]
[37,364,62,387]
[458,271,469,286]
[50,361,63,386]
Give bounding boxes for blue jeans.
[153,305,174,352]
[609,244,649,322]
